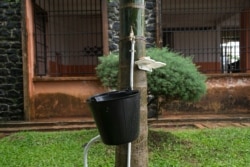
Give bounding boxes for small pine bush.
[96,47,207,102]
[96,53,119,89]
[147,47,207,101]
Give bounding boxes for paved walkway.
[0,113,250,138]
[149,113,250,129]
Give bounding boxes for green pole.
[116,0,148,166]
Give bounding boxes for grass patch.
[0,127,250,166]
[149,128,250,166]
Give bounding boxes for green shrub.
[96,53,119,89]
[96,47,207,102]
[147,47,207,101]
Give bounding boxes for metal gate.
[34,0,103,76]
[161,0,250,73]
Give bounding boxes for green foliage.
[0,130,115,167]
[1,127,250,166]
[95,53,119,89]
[96,47,207,101]
[147,47,207,101]
[149,127,250,167]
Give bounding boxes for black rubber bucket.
[87,90,140,145]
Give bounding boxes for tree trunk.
[116,0,148,167]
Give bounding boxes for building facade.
[0,0,250,121]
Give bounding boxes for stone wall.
[108,0,156,52]
[0,0,23,121]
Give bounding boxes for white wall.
[173,30,220,62]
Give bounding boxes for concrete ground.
[1,113,250,138]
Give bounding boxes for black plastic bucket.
[87,90,140,145]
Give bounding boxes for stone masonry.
[108,0,156,52]
[0,0,23,121]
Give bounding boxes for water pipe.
[129,26,136,91]
[83,135,101,167]
[127,26,136,167]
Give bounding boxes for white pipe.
[83,135,101,167]
[129,26,136,90]
[127,142,132,167]
[130,39,135,90]
[128,26,136,167]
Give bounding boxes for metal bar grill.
[34,0,103,76]
[161,0,250,73]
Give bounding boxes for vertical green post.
[116,0,148,166]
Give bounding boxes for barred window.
[161,0,250,73]
[33,0,103,76]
